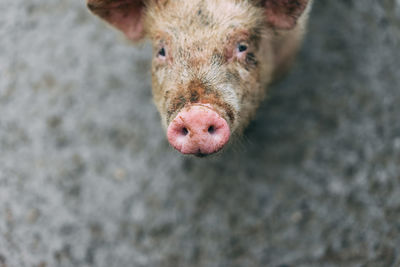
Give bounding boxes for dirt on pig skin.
[1,0,400,267]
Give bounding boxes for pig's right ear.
[263,0,309,30]
[87,0,146,41]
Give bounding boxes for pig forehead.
[146,0,264,40]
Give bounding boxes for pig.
[87,0,312,156]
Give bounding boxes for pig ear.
[263,0,309,30]
[87,0,146,41]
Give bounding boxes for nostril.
[208,125,215,134]
[182,127,189,136]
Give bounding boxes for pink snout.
[167,105,230,156]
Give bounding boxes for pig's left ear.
[87,0,146,41]
[263,0,309,30]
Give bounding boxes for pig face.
[87,0,310,156]
[146,1,266,133]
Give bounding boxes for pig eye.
[237,44,248,53]
[157,47,166,58]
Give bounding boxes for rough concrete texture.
[1,0,400,266]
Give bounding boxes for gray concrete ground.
[1,0,400,266]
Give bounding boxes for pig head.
[87,0,311,156]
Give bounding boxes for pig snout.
[167,105,230,156]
